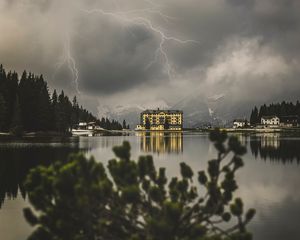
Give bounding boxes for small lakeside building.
[77,122,102,130]
[233,119,248,129]
[261,116,280,126]
[260,115,299,127]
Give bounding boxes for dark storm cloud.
[227,0,300,56]
[73,18,166,94]
[226,0,254,7]
[161,1,242,70]
[4,0,52,11]
[0,0,300,109]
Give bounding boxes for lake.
[0,132,300,240]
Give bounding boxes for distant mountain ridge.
[97,100,170,128]
[97,92,252,128]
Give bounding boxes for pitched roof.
[261,115,279,119]
[141,109,183,114]
[233,119,247,122]
[280,115,299,122]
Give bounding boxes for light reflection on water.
[0,133,300,240]
[138,131,183,154]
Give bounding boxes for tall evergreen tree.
[122,120,127,129]
[36,75,52,131]
[10,95,23,136]
[19,71,36,131]
[250,106,258,125]
[56,91,69,132]
[51,90,58,131]
[0,94,7,131]
[71,96,79,127]
[2,71,18,130]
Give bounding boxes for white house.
[233,119,247,129]
[135,124,145,131]
[261,116,280,125]
[77,122,104,130]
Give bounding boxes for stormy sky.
[1,0,300,115]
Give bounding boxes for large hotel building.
[136,109,183,131]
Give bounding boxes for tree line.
[0,64,125,133]
[250,101,300,125]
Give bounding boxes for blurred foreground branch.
[24,129,255,240]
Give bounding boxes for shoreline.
[135,127,300,133]
[220,127,300,133]
[1,127,300,140]
[0,131,73,141]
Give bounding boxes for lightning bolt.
[143,0,161,8]
[53,1,199,96]
[53,33,81,94]
[79,3,200,80]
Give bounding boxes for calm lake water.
[0,132,300,240]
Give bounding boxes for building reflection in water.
[260,133,280,149]
[137,131,183,154]
[231,133,249,146]
[250,133,300,164]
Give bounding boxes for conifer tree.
[122,120,127,129]
[18,71,37,131]
[56,91,70,132]
[10,95,23,136]
[0,94,7,131]
[2,71,18,130]
[36,76,52,131]
[71,96,79,127]
[51,90,58,131]
[250,106,258,125]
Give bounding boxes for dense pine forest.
[250,101,300,125]
[0,64,124,134]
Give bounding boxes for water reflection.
[1,134,300,240]
[250,133,300,163]
[0,141,85,208]
[137,132,183,154]
[231,133,250,146]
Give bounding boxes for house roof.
[233,119,247,122]
[261,115,279,119]
[141,109,183,114]
[280,115,299,122]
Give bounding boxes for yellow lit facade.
[136,109,183,131]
